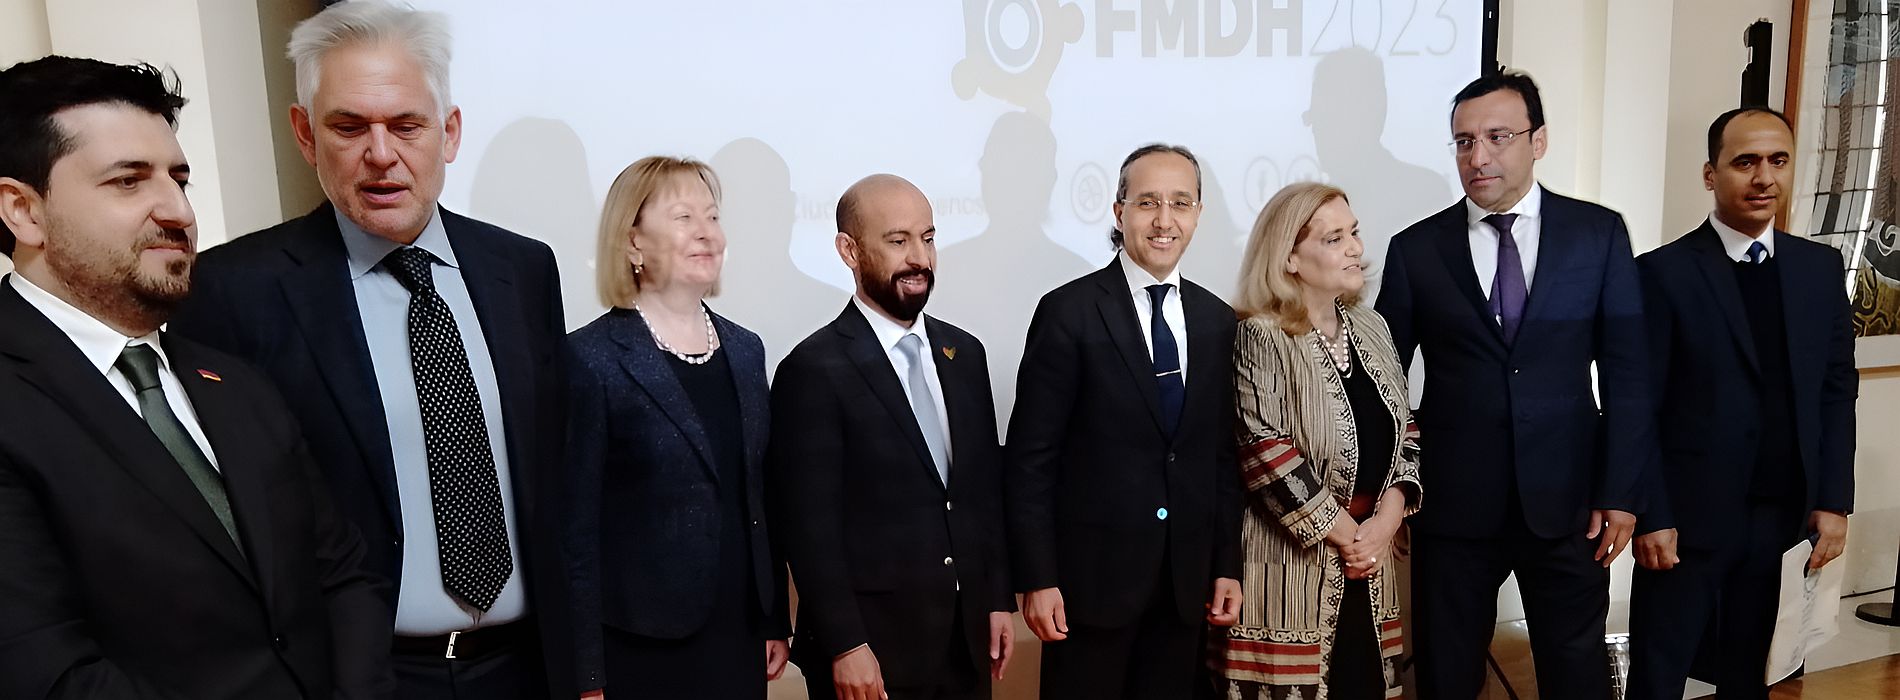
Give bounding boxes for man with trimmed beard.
[0,56,391,698]
[770,174,1016,700]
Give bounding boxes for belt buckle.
[445,630,460,660]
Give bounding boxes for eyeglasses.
[1119,198,1202,215]
[1449,126,1537,155]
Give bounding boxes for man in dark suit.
[1626,107,1856,700]
[771,174,1015,700]
[1007,144,1243,700]
[1375,71,1656,698]
[0,55,391,699]
[168,4,572,698]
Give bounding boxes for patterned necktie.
[115,344,243,549]
[1485,213,1528,345]
[1147,283,1184,435]
[897,333,950,484]
[1746,240,1768,264]
[384,247,512,612]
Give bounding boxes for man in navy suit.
[1376,71,1656,698]
[1626,107,1855,700]
[169,3,572,698]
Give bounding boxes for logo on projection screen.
[952,0,1085,119]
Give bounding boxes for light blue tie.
[1746,240,1768,264]
[898,334,950,484]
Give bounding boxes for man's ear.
[0,177,49,252]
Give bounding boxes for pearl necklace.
[633,300,720,365]
[1315,316,1353,377]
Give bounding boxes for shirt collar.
[7,272,168,376]
[1117,249,1182,300]
[852,294,930,353]
[336,206,458,280]
[1464,182,1545,227]
[1707,213,1775,261]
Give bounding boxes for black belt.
[393,620,529,660]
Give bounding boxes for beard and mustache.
[858,264,934,323]
[44,217,195,325]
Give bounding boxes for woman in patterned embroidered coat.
[1209,183,1422,700]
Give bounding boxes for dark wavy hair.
[0,56,187,256]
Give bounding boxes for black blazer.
[169,204,575,697]
[1636,225,1856,545]
[1005,259,1242,629]
[769,304,1013,688]
[561,307,790,688]
[1375,189,1657,538]
[0,282,392,699]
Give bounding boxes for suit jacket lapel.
[166,336,276,598]
[443,209,540,511]
[277,207,402,526]
[1176,282,1225,444]
[1092,261,1167,436]
[612,309,720,483]
[0,287,256,588]
[1686,225,1761,374]
[1518,205,1577,350]
[1776,231,1819,390]
[834,304,939,484]
[1428,204,1506,347]
[928,317,974,491]
[714,312,771,481]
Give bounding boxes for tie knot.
[114,343,164,393]
[1146,283,1173,312]
[1484,213,1520,240]
[897,332,925,360]
[384,247,439,294]
[1746,241,1768,264]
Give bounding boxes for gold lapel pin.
[941,346,957,361]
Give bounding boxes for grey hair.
[288,1,453,116]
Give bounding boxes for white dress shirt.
[853,295,954,473]
[7,272,220,470]
[1118,250,1189,384]
[1466,182,1546,299]
[1709,213,1776,262]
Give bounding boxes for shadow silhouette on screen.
[1306,47,1454,300]
[710,137,848,372]
[934,110,1097,426]
[467,117,601,328]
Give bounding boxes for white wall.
[0,0,50,277]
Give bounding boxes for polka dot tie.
[385,247,512,612]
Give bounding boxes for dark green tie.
[115,344,242,548]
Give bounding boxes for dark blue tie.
[1147,284,1184,435]
[1746,240,1768,264]
[1485,213,1527,345]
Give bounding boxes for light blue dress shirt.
[336,208,527,634]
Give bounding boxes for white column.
[43,0,283,249]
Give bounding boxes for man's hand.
[1808,511,1849,572]
[1588,509,1637,567]
[1633,529,1680,571]
[833,645,886,700]
[1205,577,1243,626]
[765,639,790,681]
[1342,511,1401,579]
[988,611,1015,680]
[581,690,604,700]
[1023,587,1069,642]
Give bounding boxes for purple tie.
[1485,213,1527,344]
